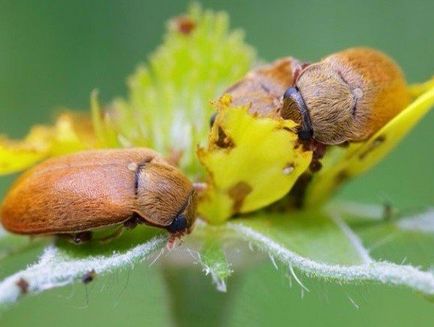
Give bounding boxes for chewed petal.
[0,113,95,175]
[197,101,312,224]
[306,78,434,207]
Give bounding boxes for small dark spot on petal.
[358,135,386,160]
[172,16,196,35]
[215,127,235,149]
[228,182,253,213]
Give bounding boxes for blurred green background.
[0,0,433,326]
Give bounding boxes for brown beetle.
[0,148,197,243]
[223,48,410,145]
[223,56,305,118]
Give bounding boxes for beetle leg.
[123,213,143,229]
[98,225,125,244]
[101,214,144,242]
[58,231,93,245]
[98,213,143,244]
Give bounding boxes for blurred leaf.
[107,4,256,176]
[198,103,312,223]
[396,208,434,233]
[90,90,119,148]
[0,230,45,263]
[332,203,434,267]
[332,202,434,235]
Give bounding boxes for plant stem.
[162,265,238,327]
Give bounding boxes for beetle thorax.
[296,63,361,144]
[135,163,194,229]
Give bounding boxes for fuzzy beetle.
[0,148,197,243]
[281,48,410,144]
[222,48,410,145]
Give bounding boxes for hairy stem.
[162,265,238,327]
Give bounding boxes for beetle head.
[135,163,197,234]
[282,63,358,145]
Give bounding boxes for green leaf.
[225,212,434,298]
[0,229,166,308]
[332,203,434,268]
[230,210,370,265]
[0,232,47,264]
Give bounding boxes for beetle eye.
[167,214,187,233]
[282,87,314,141]
[283,87,299,99]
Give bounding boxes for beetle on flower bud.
[0,148,197,243]
[223,48,410,145]
[281,48,410,144]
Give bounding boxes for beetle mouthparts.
[282,87,314,140]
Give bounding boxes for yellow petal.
[0,113,95,175]
[306,79,434,207]
[408,76,434,98]
[0,127,50,175]
[198,101,312,224]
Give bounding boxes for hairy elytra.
[0,148,197,238]
[224,47,410,145]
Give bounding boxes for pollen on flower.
[219,94,233,107]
